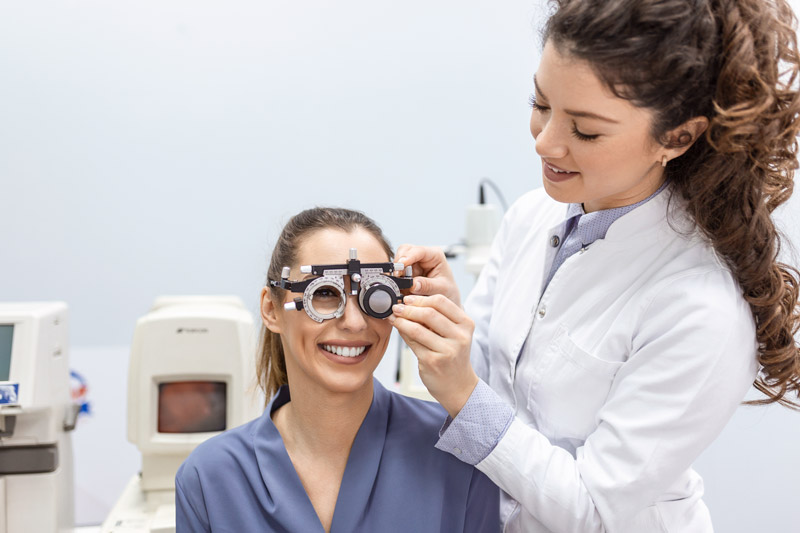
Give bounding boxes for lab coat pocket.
[528,325,623,442]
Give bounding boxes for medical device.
[0,302,78,533]
[270,248,414,323]
[445,178,505,276]
[101,296,260,533]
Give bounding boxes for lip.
[317,342,371,365]
[542,160,579,183]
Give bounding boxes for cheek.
[371,320,393,347]
[573,143,625,175]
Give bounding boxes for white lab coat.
[467,186,759,533]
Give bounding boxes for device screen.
[157,381,227,433]
[0,325,13,381]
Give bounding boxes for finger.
[402,294,471,326]
[393,303,473,349]
[395,245,447,275]
[393,303,458,340]
[410,276,457,297]
[391,316,450,356]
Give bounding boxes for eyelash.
[570,127,599,142]
[528,94,600,142]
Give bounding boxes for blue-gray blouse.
[176,379,500,532]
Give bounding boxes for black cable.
[478,177,509,211]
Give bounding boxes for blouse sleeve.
[175,463,211,533]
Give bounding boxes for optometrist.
[387,1,800,532]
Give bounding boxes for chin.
[542,180,577,204]
[321,371,375,395]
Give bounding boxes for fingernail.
[412,281,421,292]
[398,256,408,264]
[403,296,416,305]
[393,304,405,314]
[387,314,396,324]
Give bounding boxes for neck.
[274,378,375,458]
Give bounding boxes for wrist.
[440,373,479,419]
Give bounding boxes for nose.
[339,293,368,332]
[530,110,568,160]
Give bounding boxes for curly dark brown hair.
[545,0,800,408]
[257,207,393,400]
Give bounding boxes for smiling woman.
[174,207,499,533]
[529,42,708,213]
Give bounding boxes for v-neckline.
[253,379,391,533]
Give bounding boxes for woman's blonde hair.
[257,207,393,400]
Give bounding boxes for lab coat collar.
[602,183,692,243]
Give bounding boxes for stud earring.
[661,155,668,167]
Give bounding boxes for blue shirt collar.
[564,181,669,247]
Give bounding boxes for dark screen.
[157,381,227,433]
[0,325,13,382]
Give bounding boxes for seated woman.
[175,207,499,533]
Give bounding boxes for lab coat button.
[550,235,560,247]
[538,306,546,318]
[453,447,462,455]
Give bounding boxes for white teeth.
[323,345,367,357]
[547,164,572,174]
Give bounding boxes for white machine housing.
[103,295,260,533]
[464,202,501,276]
[0,302,75,533]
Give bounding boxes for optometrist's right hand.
[395,244,462,307]
[389,293,478,418]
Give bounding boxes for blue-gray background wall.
[1,1,798,529]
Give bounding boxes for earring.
[661,155,668,167]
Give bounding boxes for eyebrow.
[534,76,620,124]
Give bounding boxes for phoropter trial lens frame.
[268,248,413,322]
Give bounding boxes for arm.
[175,464,211,533]
[477,270,758,532]
[401,268,758,531]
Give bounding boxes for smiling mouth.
[320,344,369,358]
[546,163,576,174]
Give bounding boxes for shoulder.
[385,389,446,429]
[642,261,752,327]
[379,388,454,447]
[178,416,261,482]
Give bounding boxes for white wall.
[1,1,799,530]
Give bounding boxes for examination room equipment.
[101,296,260,533]
[0,302,78,533]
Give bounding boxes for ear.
[260,287,282,334]
[662,116,709,159]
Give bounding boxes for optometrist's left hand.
[389,294,479,418]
